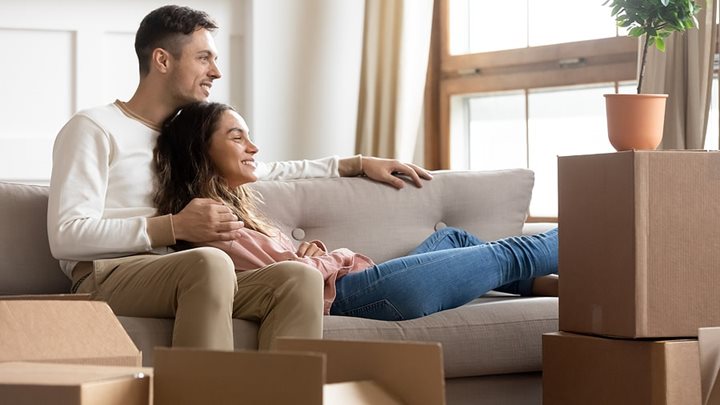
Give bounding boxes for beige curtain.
[355,0,434,161]
[642,0,718,149]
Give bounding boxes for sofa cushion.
[120,295,558,378]
[324,296,558,378]
[250,169,534,263]
[0,182,68,295]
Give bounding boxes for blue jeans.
[329,227,558,320]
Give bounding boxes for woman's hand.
[296,241,326,257]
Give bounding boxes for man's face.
[167,28,222,104]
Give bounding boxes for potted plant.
[603,0,701,151]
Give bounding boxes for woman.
[154,102,559,320]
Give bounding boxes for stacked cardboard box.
[0,298,150,404]
[545,151,720,405]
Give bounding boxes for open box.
[153,338,446,405]
[0,298,150,404]
[0,299,141,366]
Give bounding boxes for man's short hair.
[135,5,218,76]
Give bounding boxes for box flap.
[699,328,720,405]
[0,300,141,366]
[153,347,325,405]
[275,338,445,405]
[0,294,92,301]
[0,362,150,405]
[324,381,403,405]
[0,362,149,385]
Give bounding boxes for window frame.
[425,0,639,222]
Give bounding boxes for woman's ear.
[151,48,171,74]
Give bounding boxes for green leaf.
[629,26,645,36]
[655,37,666,51]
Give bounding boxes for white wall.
[0,0,365,182]
[246,0,365,162]
[0,0,236,183]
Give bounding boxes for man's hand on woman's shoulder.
[172,198,244,243]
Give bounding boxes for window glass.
[467,91,527,171]
[528,0,617,47]
[449,0,619,55]
[466,0,527,53]
[527,85,616,216]
[460,85,622,217]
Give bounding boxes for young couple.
[48,5,558,352]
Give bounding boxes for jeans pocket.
[336,299,405,321]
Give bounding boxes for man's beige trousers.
[72,247,324,350]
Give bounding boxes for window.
[426,0,638,220]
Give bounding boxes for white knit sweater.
[47,102,340,277]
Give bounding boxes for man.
[47,5,431,351]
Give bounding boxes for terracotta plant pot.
[604,94,668,151]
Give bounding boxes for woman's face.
[208,110,259,187]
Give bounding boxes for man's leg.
[74,247,237,350]
[231,262,324,350]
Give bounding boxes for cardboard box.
[153,339,445,405]
[543,331,702,405]
[0,300,141,366]
[0,362,151,405]
[558,151,720,338]
[275,338,445,405]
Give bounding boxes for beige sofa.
[0,170,558,405]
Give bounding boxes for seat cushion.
[119,296,558,378]
[324,296,558,378]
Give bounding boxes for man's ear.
[152,48,171,74]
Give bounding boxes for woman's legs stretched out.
[330,227,558,321]
[409,227,555,296]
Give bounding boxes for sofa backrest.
[0,169,534,295]
[249,169,534,263]
[0,182,69,294]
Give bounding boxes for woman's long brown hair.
[153,102,275,248]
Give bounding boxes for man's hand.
[361,156,433,189]
[172,198,244,243]
[296,241,326,257]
